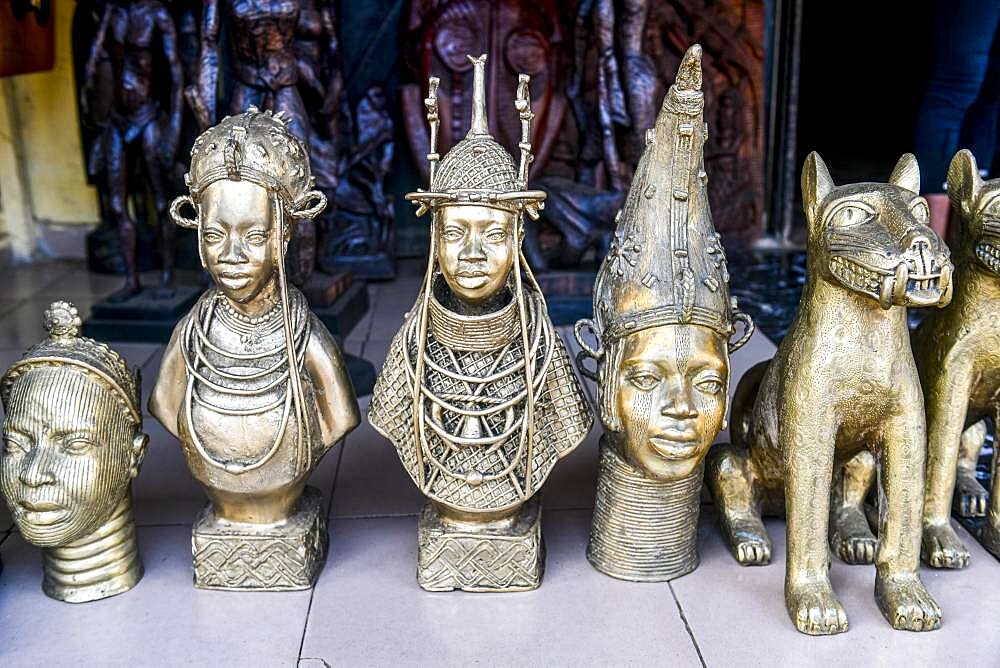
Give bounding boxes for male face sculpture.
[200,180,278,304]
[436,204,515,304]
[2,366,146,546]
[611,324,729,480]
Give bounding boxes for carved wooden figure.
[82,0,183,300]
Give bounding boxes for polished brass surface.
[574,45,752,582]
[588,439,703,582]
[1,301,147,602]
[706,153,951,634]
[150,108,360,590]
[417,496,544,593]
[369,54,591,592]
[914,149,1000,566]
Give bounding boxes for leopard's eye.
[910,198,930,224]
[827,201,875,229]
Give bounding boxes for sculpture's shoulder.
[530,289,593,457]
[368,307,418,446]
[536,318,593,457]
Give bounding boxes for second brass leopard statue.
[914,149,1000,566]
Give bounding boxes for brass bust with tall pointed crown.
[2,301,148,602]
[369,54,592,592]
[574,45,753,582]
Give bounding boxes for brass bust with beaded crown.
[575,45,753,582]
[150,107,360,591]
[1,301,148,602]
[369,54,592,592]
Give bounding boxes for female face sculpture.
[200,180,278,305]
[609,324,730,480]
[436,204,516,304]
[2,366,146,547]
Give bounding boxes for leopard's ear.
[801,151,834,229]
[889,153,921,194]
[946,149,982,218]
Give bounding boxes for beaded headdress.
[1,302,141,424]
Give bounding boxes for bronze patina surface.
[369,54,591,592]
[1,302,148,602]
[706,153,951,634]
[913,149,1000,566]
[575,44,752,582]
[150,108,360,590]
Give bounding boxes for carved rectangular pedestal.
[417,496,544,592]
[192,487,328,591]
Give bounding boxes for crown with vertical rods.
[405,54,546,219]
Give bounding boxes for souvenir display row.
[2,45,997,638]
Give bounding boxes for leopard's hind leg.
[830,450,877,564]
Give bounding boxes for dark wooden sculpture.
[81,0,183,301]
[401,0,765,270]
[318,86,398,279]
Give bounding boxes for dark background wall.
[796,0,934,186]
[338,0,426,256]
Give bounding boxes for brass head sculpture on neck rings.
[1,301,148,602]
[151,107,360,591]
[370,54,592,592]
[573,44,753,582]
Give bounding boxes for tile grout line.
[296,579,319,665]
[668,581,707,668]
[296,328,368,665]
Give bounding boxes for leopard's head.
[802,152,953,309]
[947,149,1000,276]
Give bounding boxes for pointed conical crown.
[592,45,738,344]
[406,54,545,214]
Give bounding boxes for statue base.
[82,286,201,342]
[416,496,544,593]
[191,486,328,591]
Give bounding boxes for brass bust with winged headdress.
[369,55,592,592]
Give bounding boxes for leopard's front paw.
[786,579,849,636]
[921,522,970,569]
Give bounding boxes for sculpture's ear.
[889,153,921,194]
[801,151,834,228]
[946,149,982,218]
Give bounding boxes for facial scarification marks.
[675,325,691,380]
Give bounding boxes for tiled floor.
[1,260,1000,666]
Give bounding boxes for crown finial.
[468,54,489,136]
[675,44,703,92]
[43,301,81,340]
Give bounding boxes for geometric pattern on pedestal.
[417,496,544,592]
[192,486,328,591]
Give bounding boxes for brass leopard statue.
[914,149,1000,567]
[706,152,953,635]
